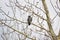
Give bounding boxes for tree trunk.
[42,0,57,40]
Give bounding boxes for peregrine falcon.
[27,16,32,25]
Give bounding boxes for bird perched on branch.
[27,16,32,25]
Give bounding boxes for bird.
[27,16,32,25]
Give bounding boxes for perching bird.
[27,16,32,25]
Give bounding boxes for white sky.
[0,0,60,40]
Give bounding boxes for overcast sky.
[0,0,60,40]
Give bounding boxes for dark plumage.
[27,16,32,25]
